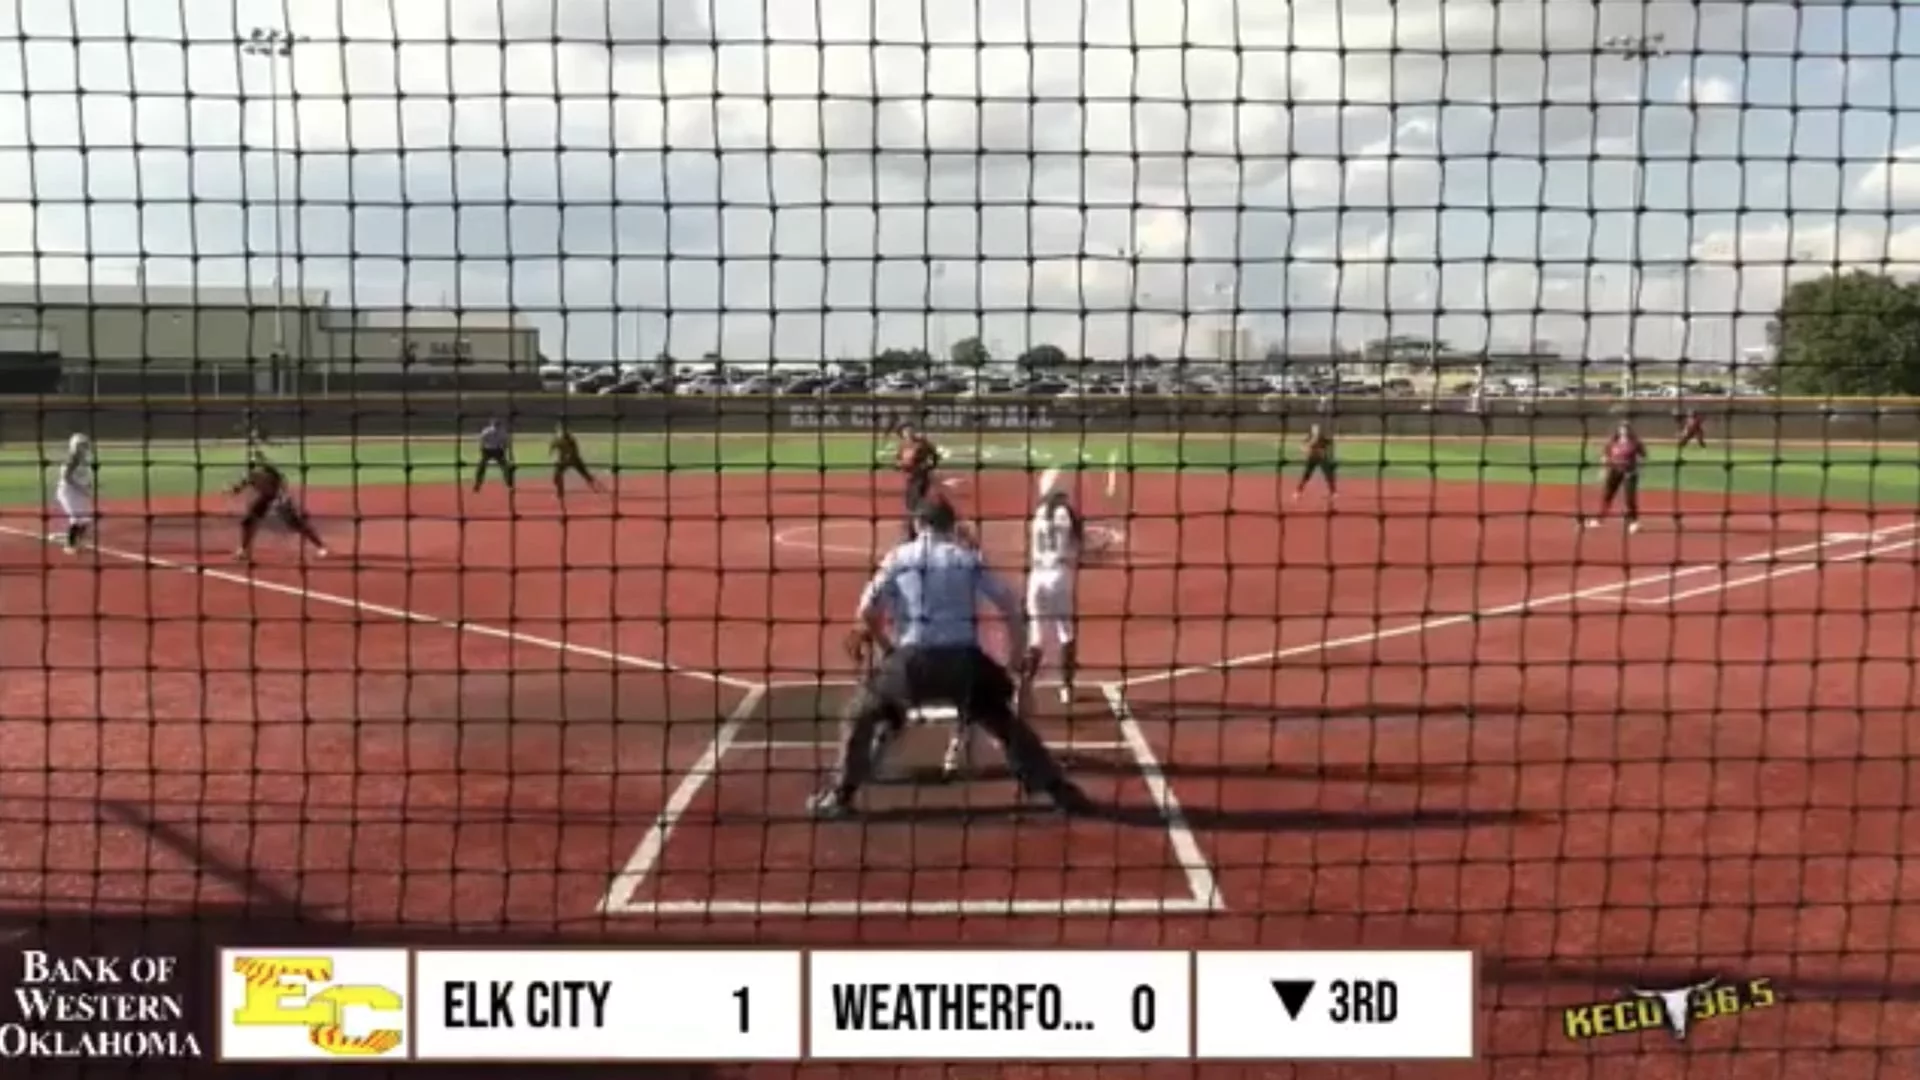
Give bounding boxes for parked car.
[677,373,730,396]
[569,369,619,394]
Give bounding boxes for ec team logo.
[217,949,410,1061]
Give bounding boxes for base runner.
[52,433,95,554]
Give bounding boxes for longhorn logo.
[1628,978,1717,1041]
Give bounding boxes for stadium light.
[241,27,310,393]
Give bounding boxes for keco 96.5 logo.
[1562,977,1777,1043]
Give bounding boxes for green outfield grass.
[0,432,1914,507]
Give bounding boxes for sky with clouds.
[3,0,1918,365]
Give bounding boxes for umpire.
[809,498,1091,819]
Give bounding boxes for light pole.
[242,27,307,394]
[1600,32,1671,401]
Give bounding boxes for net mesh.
[4,0,1920,1073]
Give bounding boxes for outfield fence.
[4,392,1918,443]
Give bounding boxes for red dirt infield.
[2,467,1917,1077]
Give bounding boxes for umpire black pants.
[830,645,1067,799]
[474,449,514,489]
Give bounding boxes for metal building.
[0,282,547,395]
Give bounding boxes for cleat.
[1057,685,1074,705]
[940,729,973,780]
[314,547,330,558]
[1584,519,1601,529]
[805,788,854,819]
[1627,522,1642,535]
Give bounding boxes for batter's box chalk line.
[597,683,1227,917]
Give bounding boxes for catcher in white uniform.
[52,433,96,554]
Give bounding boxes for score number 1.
[734,986,750,1032]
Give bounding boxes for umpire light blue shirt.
[857,534,1025,649]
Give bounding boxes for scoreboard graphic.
[213,948,1475,1062]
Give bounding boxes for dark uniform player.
[1677,408,1707,450]
[1293,423,1338,501]
[231,455,328,560]
[809,498,1090,818]
[894,423,942,540]
[549,424,600,494]
[473,418,515,492]
[1586,422,1647,534]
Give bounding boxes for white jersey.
[1029,503,1080,572]
[55,453,93,494]
[53,451,95,528]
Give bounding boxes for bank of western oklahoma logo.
[224,952,406,1058]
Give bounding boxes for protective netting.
[4,0,1920,1074]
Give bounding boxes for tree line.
[1765,270,1920,396]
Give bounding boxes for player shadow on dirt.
[1113,699,1519,728]
[812,793,1540,833]
[874,753,1470,787]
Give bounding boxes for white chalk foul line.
[597,686,766,913]
[1119,521,1920,689]
[0,524,763,693]
[1103,684,1227,912]
[1614,537,1920,607]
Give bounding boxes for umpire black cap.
[912,496,957,533]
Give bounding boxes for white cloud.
[1682,75,1739,105]
[1852,148,1920,210]
[0,0,1893,363]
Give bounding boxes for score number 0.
[729,983,1160,1035]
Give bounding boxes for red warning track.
[1,468,1916,1077]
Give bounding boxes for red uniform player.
[1293,424,1338,501]
[1586,422,1647,534]
[895,422,943,540]
[1677,408,1706,450]
[231,456,328,560]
